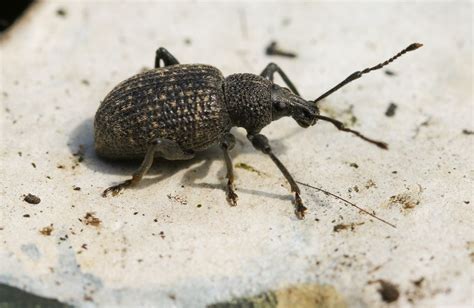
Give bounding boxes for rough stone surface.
[0,1,472,307]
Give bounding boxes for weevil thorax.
[223,73,273,133]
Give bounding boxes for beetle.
[95,43,422,219]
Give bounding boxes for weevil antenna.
[314,43,423,104]
[314,115,388,149]
[296,181,396,228]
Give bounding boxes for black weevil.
[94,43,422,219]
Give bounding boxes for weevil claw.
[226,189,239,207]
[102,179,132,197]
[294,193,307,219]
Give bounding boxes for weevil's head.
[270,83,320,128]
[223,73,319,133]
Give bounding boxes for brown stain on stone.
[386,184,423,213]
[39,224,53,236]
[208,283,347,308]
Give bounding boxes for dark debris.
[265,41,297,58]
[23,193,41,204]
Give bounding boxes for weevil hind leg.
[260,62,300,96]
[220,133,238,206]
[247,133,307,219]
[154,47,180,68]
[102,138,194,197]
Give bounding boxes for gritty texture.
[0,1,472,307]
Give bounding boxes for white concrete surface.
[0,1,472,307]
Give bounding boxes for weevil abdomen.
[94,64,231,159]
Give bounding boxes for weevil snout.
[271,83,319,128]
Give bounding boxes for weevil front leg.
[247,133,307,219]
[102,138,194,197]
[260,62,300,95]
[154,47,180,68]
[220,133,238,206]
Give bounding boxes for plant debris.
[265,41,297,58]
[23,193,41,204]
[388,186,422,210]
[235,162,266,176]
[462,129,474,135]
[82,212,101,227]
[333,222,364,232]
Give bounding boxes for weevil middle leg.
[247,133,307,219]
[102,138,194,197]
[220,133,238,206]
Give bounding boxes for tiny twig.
[296,181,396,228]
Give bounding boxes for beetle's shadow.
[69,118,294,201]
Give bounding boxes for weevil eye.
[274,101,287,112]
[302,109,313,118]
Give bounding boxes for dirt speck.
[56,8,67,17]
[412,277,424,287]
[72,144,85,168]
[349,162,359,168]
[81,79,90,86]
[39,225,54,236]
[73,186,81,191]
[462,129,474,135]
[385,102,398,117]
[23,193,41,204]
[31,162,36,168]
[384,69,396,76]
[376,280,400,303]
[365,179,377,189]
[82,212,101,227]
[167,194,188,205]
[466,241,474,262]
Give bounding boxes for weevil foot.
[294,193,307,219]
[102,179,132,197]
[226,181,239,206]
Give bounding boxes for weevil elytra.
[94,43,422,219]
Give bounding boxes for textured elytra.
[95,64,232,159]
